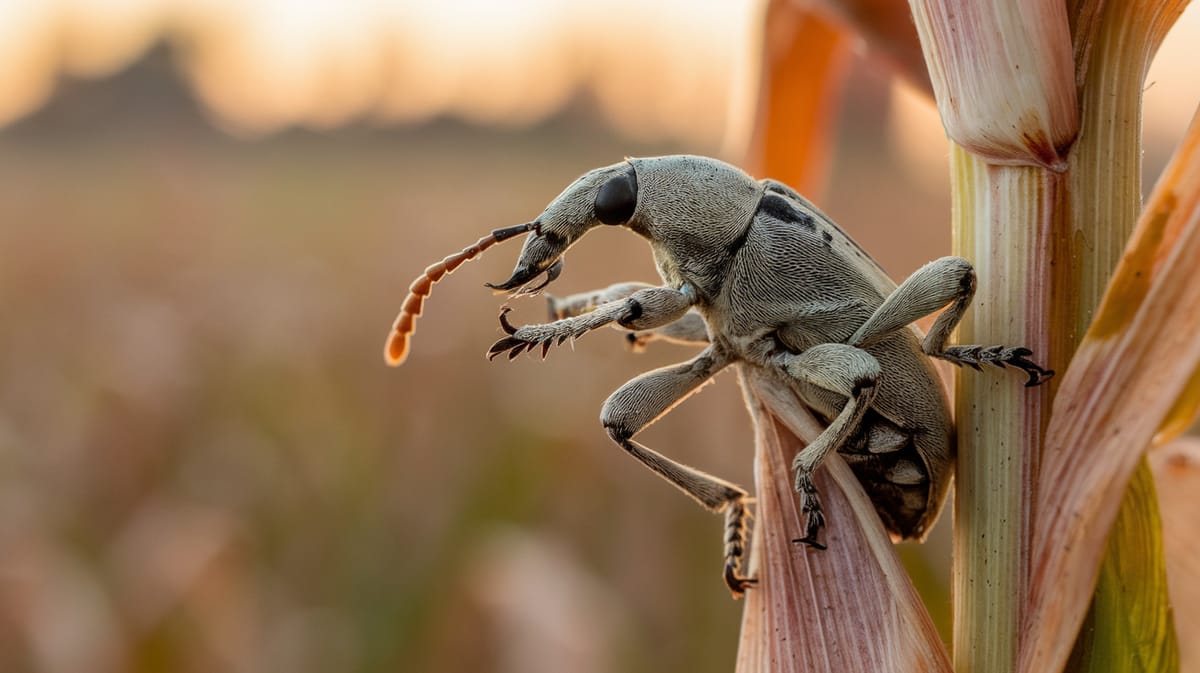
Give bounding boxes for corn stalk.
[736,0,1197,671]
[908,1,1188,672]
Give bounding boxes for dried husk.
[908,0,1078,170]
[735,368,952,673]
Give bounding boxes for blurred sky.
[0,0,759,149]
[1,0,1197,160]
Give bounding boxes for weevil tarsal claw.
[497,307,518,335]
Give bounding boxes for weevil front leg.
[848,256,1054,386]
[775,344,881,549]
[489,284,698,359]
[622,312,710,351]
[548,283,711,351]
[547,282,654,319]
[600,346,756,596]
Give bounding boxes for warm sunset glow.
[0,0,1195,155]
[1143,4,1200,147]
[59,0,164,77]
[0,0,760,148]
[176,0,391,132]
[887,79,948,191]
[0,1,56,126]
[376,0,579,127]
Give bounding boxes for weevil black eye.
[594,167,638,225]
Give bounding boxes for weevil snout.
[485,225,566,294]
[484,257,564,294]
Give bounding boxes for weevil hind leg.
[775,344,882,549]
[600,346,754,596]
[847,256,1054,385]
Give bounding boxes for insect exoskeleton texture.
[385,155,1053,596]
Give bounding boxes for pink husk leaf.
[735,369,952,673]
[1020,104,1200,673]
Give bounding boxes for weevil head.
[489,155,763,297]
[487,160,636,292]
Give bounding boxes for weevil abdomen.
[712,185,956,541]
[839,410,936,539]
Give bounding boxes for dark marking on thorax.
[757,193,815,230]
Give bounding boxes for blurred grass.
[0,64,955,673]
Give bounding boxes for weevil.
[385,155,1053,596]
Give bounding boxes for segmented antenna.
[384,222,534,366]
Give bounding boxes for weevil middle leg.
[599,346,757,596]
[497,282,752,593]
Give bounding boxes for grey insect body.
[385,155,1053,596]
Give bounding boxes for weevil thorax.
[627,156,763,300]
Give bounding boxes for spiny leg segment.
[599,346,756,596]
[488,284,697,360]
[773,344,882,548]
[848,256,1054,386]
[548,282,711,350]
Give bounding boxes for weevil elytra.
[385,155,1053,596]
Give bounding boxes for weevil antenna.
[384,222,535,366]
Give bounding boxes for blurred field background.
[0,2,1198,673]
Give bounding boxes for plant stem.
[1058,0,1187,668]
[949,146,1061,673]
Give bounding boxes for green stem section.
[950,146,1058,673]
[1062,0,1186,669]
[950,1,1186,668]
[1062,0,1174,347]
